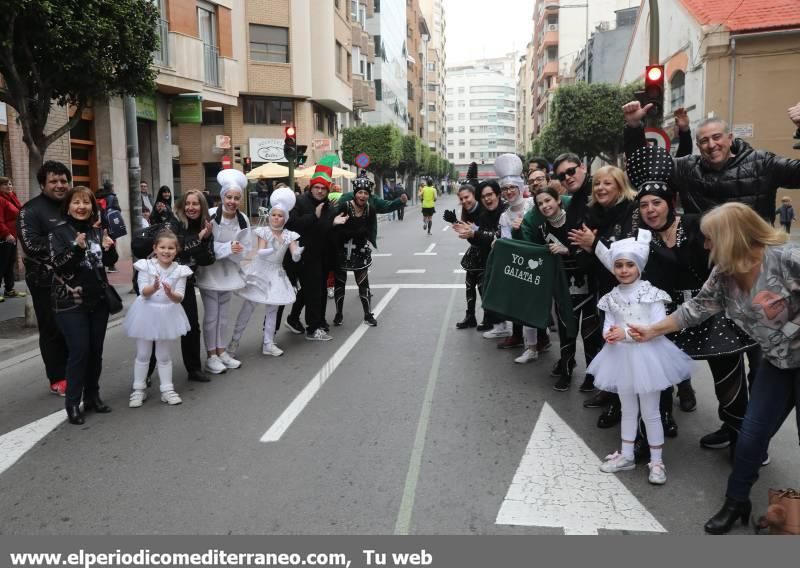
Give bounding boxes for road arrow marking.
[261,287,400,442]
[0,411,65,477]
[496,403,667,535]
[414,243,437,256]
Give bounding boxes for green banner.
[172,94,202,124]
[136,94,157,121]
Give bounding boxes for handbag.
[754,489,800,535]
[103,283,123,315]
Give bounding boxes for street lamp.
[544,3,590,82]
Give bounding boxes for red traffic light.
[284,126,296,138]
[646,66,663,82]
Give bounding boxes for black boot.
[83,396,112,413]
[662,411,678,438]
[677,380,697,412]
[597,398,621,428]
[66,405,85,425]
[333,312,344,326]
[364,313,378,326]
[704,497,751,534]
[456,314,477,329]
[476,320,492,332]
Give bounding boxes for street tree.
[341,124,402,192]
[545,82,641,164]
[530,123,569,164]
[398,134,422,191]
[0,0,159,190]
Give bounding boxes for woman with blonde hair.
[630,202,800,534]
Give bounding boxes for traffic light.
[284,125,297,160]
[233,144,243,165]
[643,64,665,118]
[296,145,308,166]
[244,156,252,173]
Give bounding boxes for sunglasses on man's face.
[556,166,579,182]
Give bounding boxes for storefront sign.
[312,138,332,152]
[215,135,231,149]
[172,94,202,124]
[136,94,157,121]
[733,123,754,138]
[249,138,286,162]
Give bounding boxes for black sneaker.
[456,315,477,329]
[553,375,571,392]
[578,374,596,392]
[286,317,305,335]
[597,401,621,428]
[187,371,211,383]
[583,390,611,408]
[700,425,735,449]
[321,320,331,332]
[677,381,697,412]
[476,321,492,332]
[364,314,378,326]
[550,359,576,378]
[333,313,343,326]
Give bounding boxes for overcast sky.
[443,0,534,66]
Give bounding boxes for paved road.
[1,193,798,535]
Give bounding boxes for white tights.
[619,390,664,448]
[200,290,232,351]
[231,300,280,348]
[133,339,175,393]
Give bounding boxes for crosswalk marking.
[414,243,437,256]
[396,269,426,274]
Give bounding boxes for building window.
[249,24,289,63]
[202,110,224,125]
[670,71,686,111]
[546,46,557,61]
[335,41,343,75]
[243,97,294,125]
[448,153,454,159]
[458,152,465,159]
[375,79,382,100]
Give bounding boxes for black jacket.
[286,192,337,262]
[49,220,118,312]
[625,124,800,220]
[467,202,505,267]
[16,193,64,286]
[131,218,215,269]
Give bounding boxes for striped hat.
[310,154,340,189]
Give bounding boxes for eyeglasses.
[529,177,546,185]
[481,192,496,200]
[556,166,579,182]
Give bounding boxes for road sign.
[644,127,671,152]
[221,155,232,169]
[355,152,370,169]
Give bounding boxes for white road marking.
[458,252,464,256]
[396,269,426,274]
[441,225,449,232]
[453,269,466,274]
[414,243,437,256]
[372,253,393,257]
[496,403,666,535]
[0,411,66,477]
[260,287,400,442]
[346,283,459,289]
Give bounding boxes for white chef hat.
[494,153,525,189]
[609,229,652,274]
[217,169,248,200]
[269,187,296,216]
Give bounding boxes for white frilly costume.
[586,230,693,395]
[124,259,193,340]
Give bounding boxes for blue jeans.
[54,305,110,408]
[726,361,800,502]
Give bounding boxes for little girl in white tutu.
[229,187,303,357]
[124,229,193,407]
[587,229,692,485]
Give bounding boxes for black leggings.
[334,267,372,317]
[554,293,602,368]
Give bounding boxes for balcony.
[353,77,376,111]
[539,29,558,51]
[351,21,364,48]
[153,18,169,66]
[203,44,221,87]
[541,60,558,78]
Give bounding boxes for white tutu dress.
[237,228,299,306]
[123,259,193,340]
[588,279,693,395]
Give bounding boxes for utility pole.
[124,96,143,235]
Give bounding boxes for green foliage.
[0,0,159,164]
[341,124,402,174]
[398,134,422,175]
[532,82,642,164]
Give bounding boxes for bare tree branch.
[43,99,85,148]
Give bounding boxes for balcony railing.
[203,43,220,87]
[153,18,169,66]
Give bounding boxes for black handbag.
[460,245,484,271]
[103,284,123,314]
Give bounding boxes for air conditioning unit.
[547,24,558,32]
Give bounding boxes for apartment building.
[516,41,535,155]
[419,0,447,155]
[406,0,430,140]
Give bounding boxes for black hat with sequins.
[352,169,374,194]
[626,144,674,201]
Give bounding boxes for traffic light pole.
[288,157,295,189]
[646,0,662,127]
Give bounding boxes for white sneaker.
[514,348,539,364]
[205,355,227,374]
[129,389,147,408]
[483,324,511,339]
[218,351,242,369]
[262,343,284,357]
[226,339,239,357]
[161,390,183,405]
[599,451,636,473]
[305,328,333,341]
[648,461,667,484]
[327,287,335,299]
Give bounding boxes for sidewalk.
[0,258,137,362]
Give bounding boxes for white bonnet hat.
[609,229,652,274]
